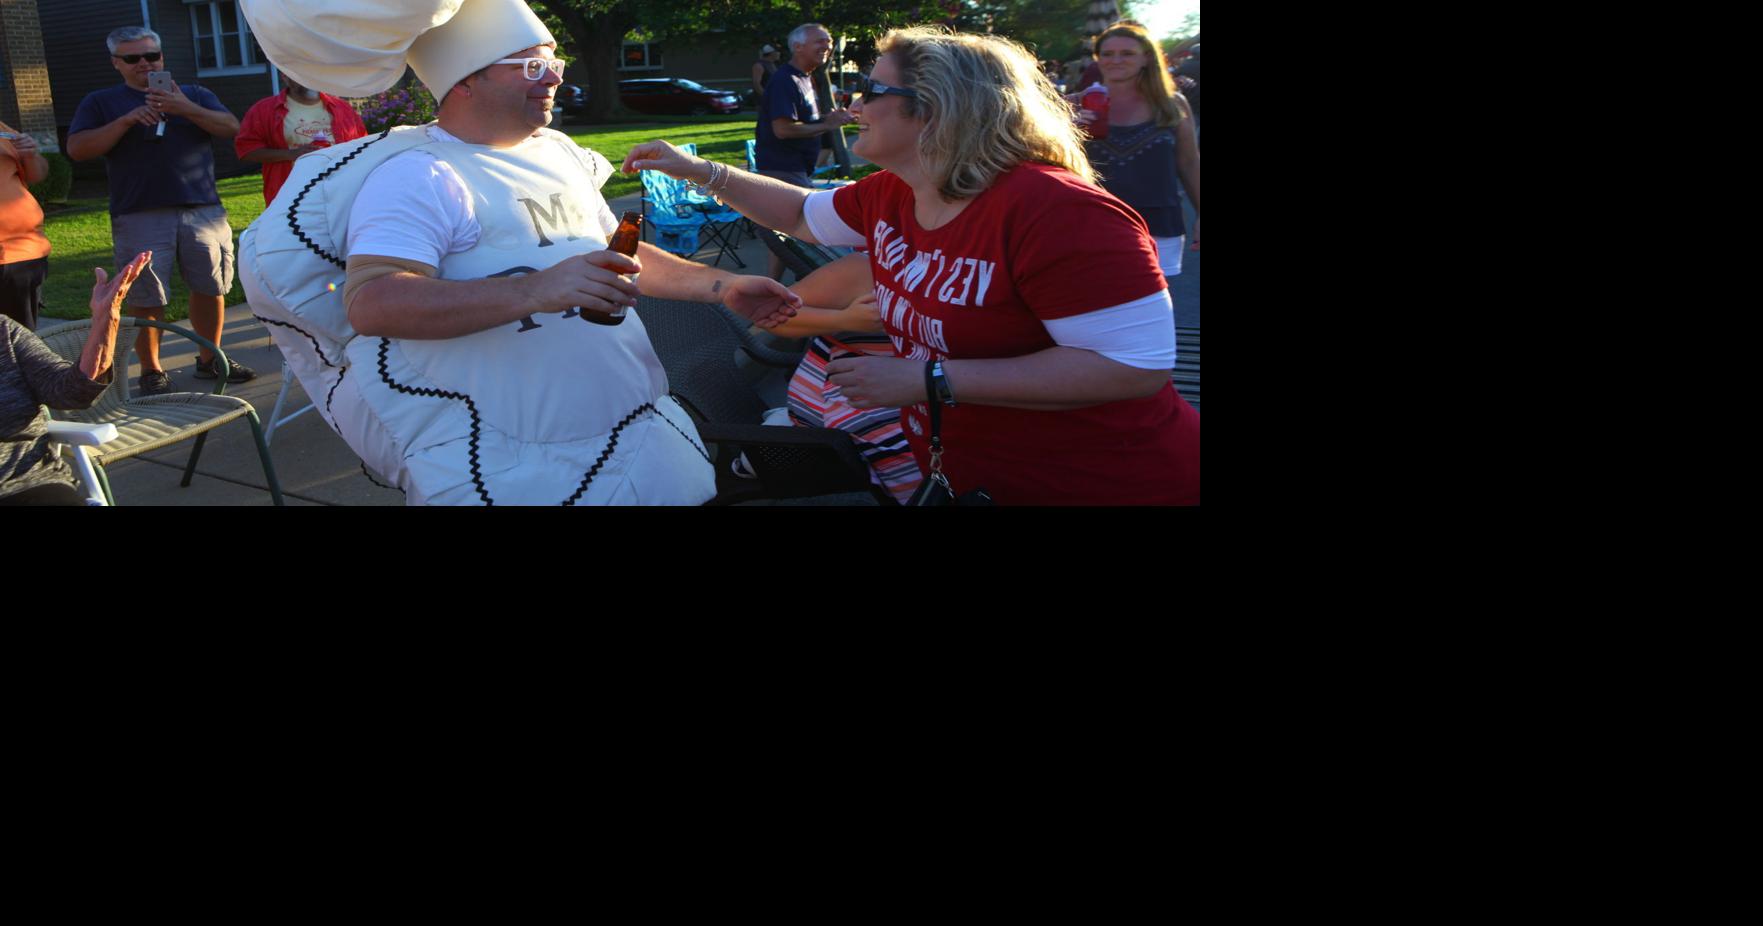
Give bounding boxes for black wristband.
[930,360,956,407]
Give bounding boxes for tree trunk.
[812,63,851,178]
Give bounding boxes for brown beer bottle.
[582,211,643,326]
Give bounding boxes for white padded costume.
[238,126,715,505]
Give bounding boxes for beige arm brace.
[344,254,440,315]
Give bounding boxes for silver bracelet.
[710,160,734,196]
[689,159,718,196]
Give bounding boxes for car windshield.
[671,79,714,93]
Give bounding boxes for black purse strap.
[922,361,940,437]
[922,360,949,486]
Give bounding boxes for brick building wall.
[0,0,58,151]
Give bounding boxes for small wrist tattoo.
[710,280,723,294]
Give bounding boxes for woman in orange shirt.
[0,121,51,330]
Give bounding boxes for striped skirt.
[786,334,922,504]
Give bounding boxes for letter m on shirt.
[520,193,584,247]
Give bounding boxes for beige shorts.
[111,204,235,307]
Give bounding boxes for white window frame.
[186,0,266,77]
[617,42,663,72]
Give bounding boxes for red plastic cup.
[1080,84,1109,140]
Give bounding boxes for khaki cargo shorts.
[111,204,235,308]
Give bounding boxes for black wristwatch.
[930,360,957,407]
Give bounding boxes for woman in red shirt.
[625,28,1198,505]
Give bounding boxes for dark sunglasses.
[859,78,916,101]
[112,52,163,64]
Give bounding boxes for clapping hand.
[91,252,152,321]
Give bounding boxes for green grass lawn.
[40,113,792,322]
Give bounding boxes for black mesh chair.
[1174,326,1200,409]
[756,227,855,283]
[633,296,893,505]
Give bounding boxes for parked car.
[831,73,867,108]
[619,78,741,115]
[556,84,588,118]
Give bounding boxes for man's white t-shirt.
[346,124,618,267]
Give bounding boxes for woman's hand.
[80,252,151,382]
[620,140,709,184]
[825,355,925,408]
[91,251,151,322]
[836,293,883,333]
[7,131,38,158]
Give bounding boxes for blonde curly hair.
[877,26,1094,201]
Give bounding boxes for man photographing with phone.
[67,25,248,396]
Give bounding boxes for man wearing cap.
[66,25,250,395]
[238,0,801,505]
[751,44,780,110]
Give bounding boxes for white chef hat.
[240,0,554,100]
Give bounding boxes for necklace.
[919,195,964,230]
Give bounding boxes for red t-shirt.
[234,92,368,205]
[828,165,1199,505]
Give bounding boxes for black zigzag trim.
[360,463,403,493]
[557,402,713,506]
[253,314,345,435]
[253,315,338,367]
[325,363,346,420]
[561,403,652,507]
[654,401,712,463]
[286,129,393,269]
[376,337,493,506]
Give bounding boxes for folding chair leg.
[182,431,209,487]
[244,410,287,506]
[703,222,746,270]
[96,462,116,507]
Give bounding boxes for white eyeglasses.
[493,57,566,80]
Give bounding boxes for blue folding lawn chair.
[677,143,748,268]
[639,167,708,257]
[746,138,846,189]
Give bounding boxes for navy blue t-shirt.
[68,83,227,216]
[754,62,823,175]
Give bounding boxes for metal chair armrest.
[44,420,118,447]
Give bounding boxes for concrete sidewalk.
[101,184,1199,505]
